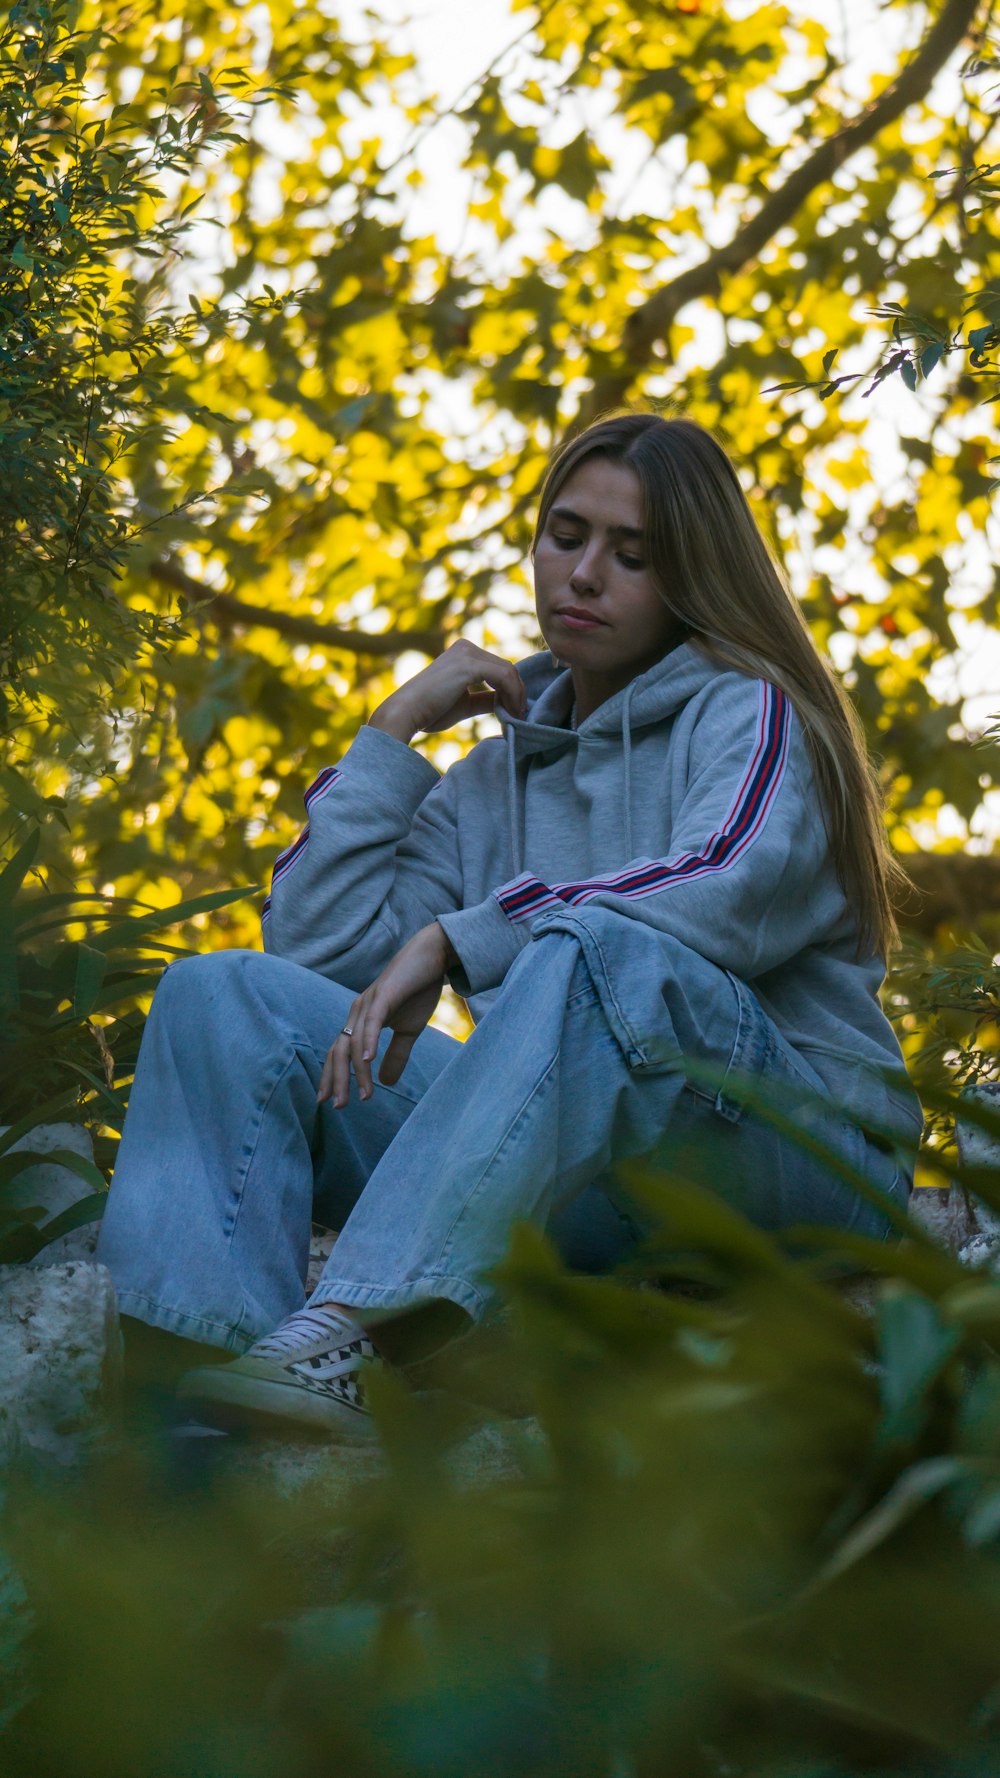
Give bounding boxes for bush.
[3,1139,1000,1776]
[0,823,252,1260]
[0,0,270,1242]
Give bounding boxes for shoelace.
[251,1307,365,1360]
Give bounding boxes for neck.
[568,634,688,723]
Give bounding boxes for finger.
[422,689,493,732]
[326,998,364,1108]
[331,1032,352,1108]
[479,664,526,719]
[317,1043,338,1105]
[462,689,497,718]
[318,1035,350,1108]
[354,1000,387,1100]
[378,1031,415,1087]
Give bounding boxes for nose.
[569,538,603,594]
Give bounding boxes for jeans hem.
[308,1271,487,1321]
[115,1288,249,1353]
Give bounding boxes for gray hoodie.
[262,641,922,1147]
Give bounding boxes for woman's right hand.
[368,640,528,743]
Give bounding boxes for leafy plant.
[0,0,289,766]
[0,823,253,1262]
[886,937,1000,1157]
[0,0,272,1253]
[4,1138,1000,1776]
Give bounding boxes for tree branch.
[575,0,984,425]
[149,558,445,658]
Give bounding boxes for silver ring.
[341,1025,353,1037]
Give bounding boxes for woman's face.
[533,457,682,717]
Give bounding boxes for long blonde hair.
[532,412,904,959]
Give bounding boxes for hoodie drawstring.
[506,723,523,876]
[505,681,638,879]
[621,683,636,862]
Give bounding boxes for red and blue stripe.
[495,682,791,925]
[261,766,342,925]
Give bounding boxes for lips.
[554,606,607,630]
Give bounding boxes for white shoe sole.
[177,1363,379,1442]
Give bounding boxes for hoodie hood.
[496,640,721,873]
[503,639,719,747]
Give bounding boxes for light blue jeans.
[95,920,908,1353]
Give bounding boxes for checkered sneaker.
[177,1306,382,1440]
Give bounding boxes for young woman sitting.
[96,411,922,1437]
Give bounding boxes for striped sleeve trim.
[260,766,343,923]
[494,683,791,926]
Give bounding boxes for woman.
[96,412,923,1438]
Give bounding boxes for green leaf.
[62,1062,128,1119]
[85,886,258,953]
[964,1481,1000,1546]
[0,829,41,905]
[0,1095,88,1159]
[85,973,168,1013]
[72,942,108,1017]
[811,1456,968,1589]
[877,1285,961,1445]
[0,1146,105,1196]
[0,767,67,824]
[30,1189,106,1252]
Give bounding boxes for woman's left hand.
[317,923,455,1109]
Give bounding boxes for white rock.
[0,1262,122,1466]
[955,1081,1000,1272]
[0,1122,103,1265]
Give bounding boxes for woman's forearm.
[367,696,418,745]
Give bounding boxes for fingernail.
[363,1047,374,1061]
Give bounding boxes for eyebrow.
[548,504,644,542]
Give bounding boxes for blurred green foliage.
[1,9,999,1764]
[4,1154,1000,1776]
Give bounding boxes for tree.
[0,0,288,805]
[0,0,279,1222]
[3,0,997,959]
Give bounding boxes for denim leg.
[98,930,907,1350]
[95,949,458,1350]
[314,926,905,1323]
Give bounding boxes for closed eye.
[549,532,645,569]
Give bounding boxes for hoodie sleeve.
[261,723,470,989]
[438,678,846,995]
